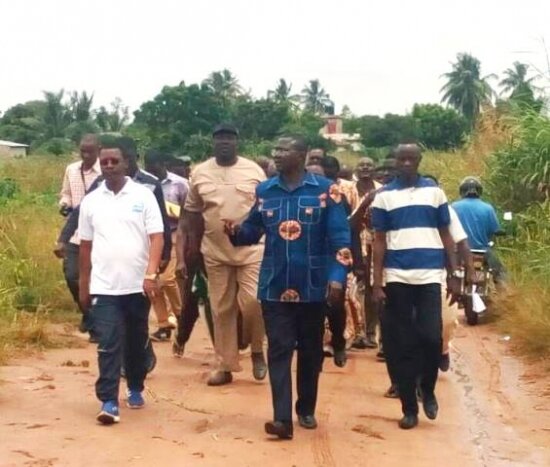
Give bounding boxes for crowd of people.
[54,125,503,437]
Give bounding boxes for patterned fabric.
[230,172,351,303]
[336,178,360,212]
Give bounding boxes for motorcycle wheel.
[464,296,478,326]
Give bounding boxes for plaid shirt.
[59,159,101,208]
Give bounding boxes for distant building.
[0,140,29,158]
[320,115,362,151]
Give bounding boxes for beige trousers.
[151,232,182,327]
[204,258,265,372]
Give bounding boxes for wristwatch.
[144,273,158,281]
[451,270,464,279]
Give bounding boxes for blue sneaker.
[126,389,145,409]
[97,400,120,425]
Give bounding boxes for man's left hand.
[327,282,344,307]
[143,278,160,300]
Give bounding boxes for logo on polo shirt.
[132,202,144,213]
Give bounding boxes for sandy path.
[1,317,548,467]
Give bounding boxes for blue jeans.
[261,301,325,423]
[90,294,150,402]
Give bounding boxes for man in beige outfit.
[183,124,267,386]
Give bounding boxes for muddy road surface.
[1,318,548,467]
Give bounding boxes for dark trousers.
[378,302,398,385]
[91,294,150,402]
[327,299,346,352]
[261,301,325,423]
[63,243,81,309]
[384,283,442,415]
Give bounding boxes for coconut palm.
[440,53,496,127]
[42,89,71,138]
[203,69,243,101]
[268,78,298,104]
[69,91,94,122]
[499,62,539,98]
[300,79,333,115]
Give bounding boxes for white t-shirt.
[79,178,164,295]
[449,206,468,243]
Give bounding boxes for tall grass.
[423,110,550,358]
[0,155,77,363]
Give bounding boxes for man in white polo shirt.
[78,139,164,425]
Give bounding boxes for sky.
[1,0,549,117]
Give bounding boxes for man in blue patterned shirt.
[223,135,351,440]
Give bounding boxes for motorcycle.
[458,249,495,325]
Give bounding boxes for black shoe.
[251,352,267,381]
[207,371,233,386]
[364,336,378,349]
[172,340,185,358]
[150,327,171,342]
[351,336,368,349]
[398,414,419,429]
[423,395,439,420]
[298,415,318,429]
[334,349,347,368]
[384,384,400,399]
[439,353,450,372]
[265,420,293,439]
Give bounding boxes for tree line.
[0,52,543,158]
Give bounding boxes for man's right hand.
[372,285,386,304]
[53,242,66,259]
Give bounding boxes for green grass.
[0,155,78,363]
[422,112,550,359]
[1,127,549,362]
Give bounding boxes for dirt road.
[1,318,548,467]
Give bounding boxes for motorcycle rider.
[451,177,505,283]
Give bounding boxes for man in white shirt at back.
[78,139,164,425]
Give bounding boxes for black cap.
[212,123,239,137]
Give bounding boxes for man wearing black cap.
[182,124,267,386]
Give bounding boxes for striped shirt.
[371,176,450,285]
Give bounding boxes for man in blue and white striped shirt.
[371,143,460,430]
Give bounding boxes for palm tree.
[268,78,298,104]
[42,89,71,138]
[440,53,496,127]
[203,69,242,101]
[301,79,333,115]
[69,91,94,122]
[499,62,539,98]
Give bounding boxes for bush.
[486,110,550,211]
[34,137,75,156]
